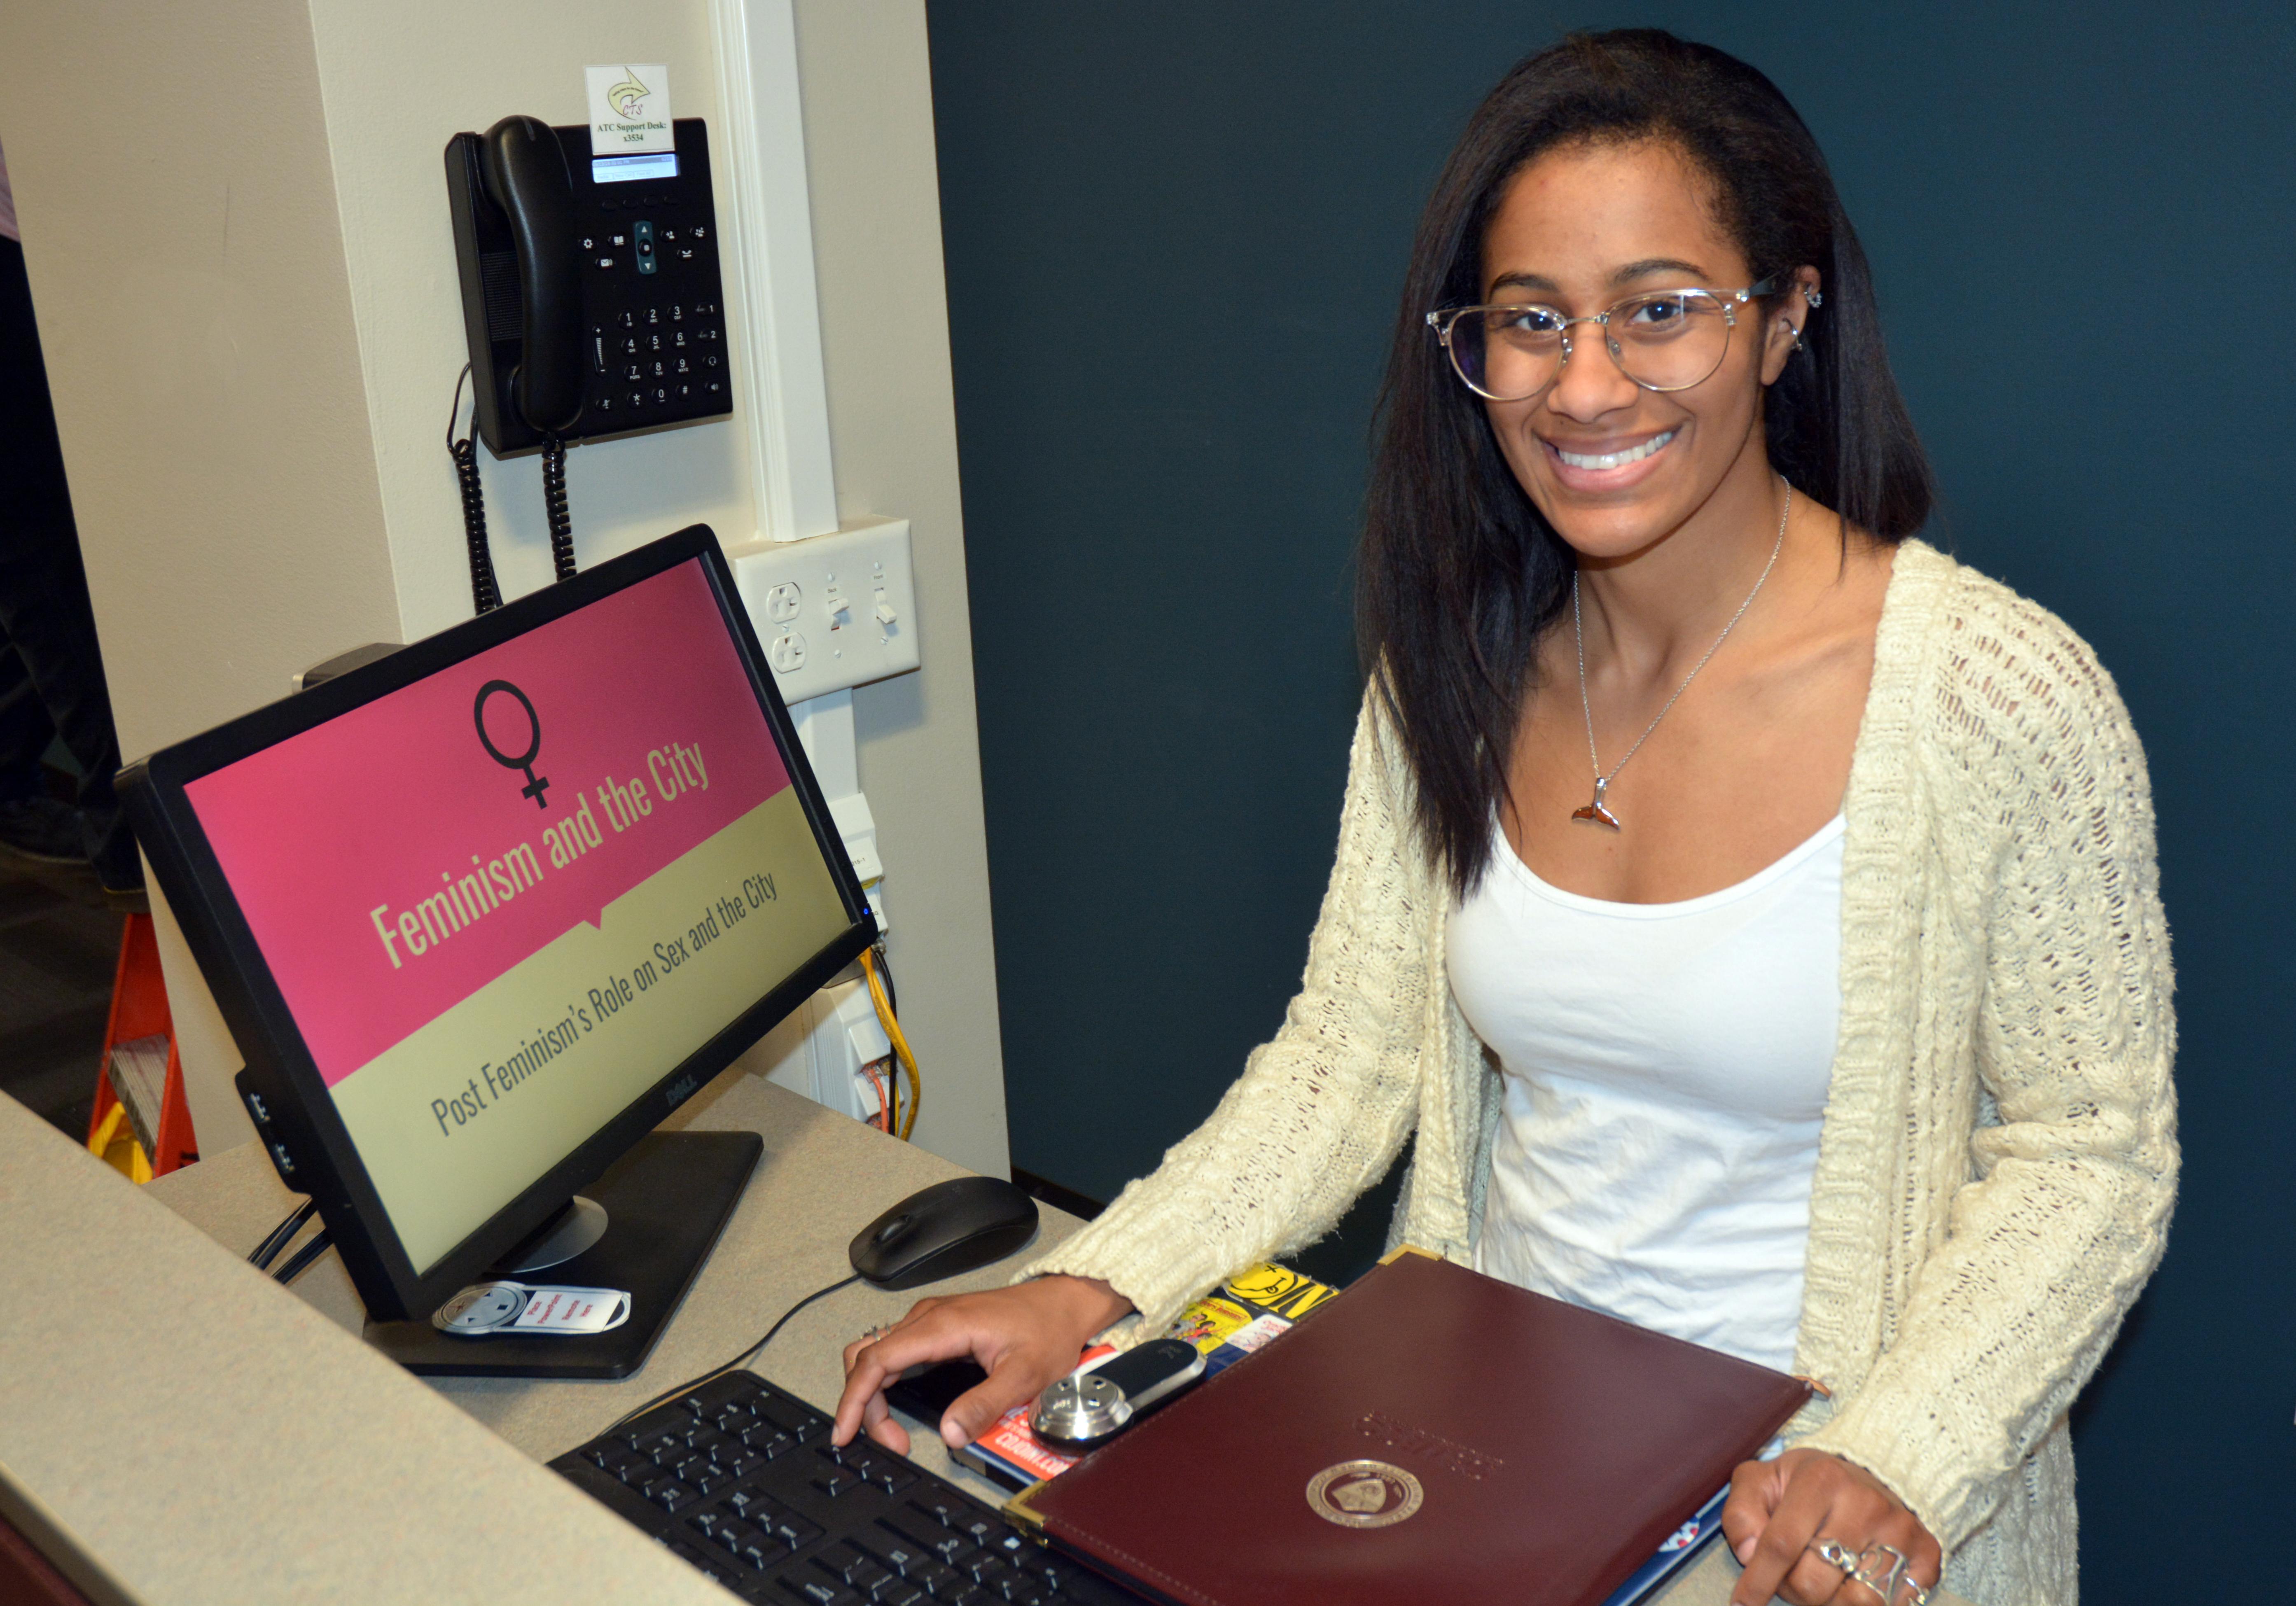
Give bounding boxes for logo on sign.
[474,679,550,809]
[605,67,651,121]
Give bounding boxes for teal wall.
[927,6,2293,1592]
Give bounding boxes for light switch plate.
[729,518,919,703]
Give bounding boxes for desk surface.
[2,1069,1966,1605]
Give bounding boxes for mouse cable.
[604,1272,862,1436]
[860,947,920,1141]
[248,1199,318,1270]
[272,1229,335,1285]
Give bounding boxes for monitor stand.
[362,1130,762,1380]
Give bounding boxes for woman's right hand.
[831,1274,1135,1454]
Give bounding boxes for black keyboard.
[549,1369,1148,1606]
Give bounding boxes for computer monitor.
[119,525,874,1374]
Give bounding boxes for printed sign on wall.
[586,64,673,155]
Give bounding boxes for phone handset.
[448,115,583,597]
[475,116,584,438]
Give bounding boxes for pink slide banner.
[187,559,795,1086]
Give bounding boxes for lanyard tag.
[434,1281,631,1337]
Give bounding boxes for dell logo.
[664,1073,699,1106]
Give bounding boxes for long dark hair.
[1356,29,1934,894]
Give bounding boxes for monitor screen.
[124,529,870,1318]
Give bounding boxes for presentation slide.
[186,560,851,1272]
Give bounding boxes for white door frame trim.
[709,0,839,542]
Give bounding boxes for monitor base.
[495,1194,610,1273]
[362,1129,763,1380]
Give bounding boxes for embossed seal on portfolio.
[1306,1460,1424,1528]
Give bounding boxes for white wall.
[786,0,1011,1176]
[0,0,1009,1176]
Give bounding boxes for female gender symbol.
[474,679,550,808]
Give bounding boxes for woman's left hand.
[1724,1448,1941,1605]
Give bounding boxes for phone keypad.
[592,299,726,417]
[573,133,731,437]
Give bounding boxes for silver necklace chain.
[1570,480,1791,829]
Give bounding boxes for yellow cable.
[860,947,920,1140]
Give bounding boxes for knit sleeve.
[1017,693,1435,1340]
[1797,584,2179,1550]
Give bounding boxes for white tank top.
[1447,816,1844,1372]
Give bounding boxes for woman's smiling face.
[1476,138,1805,560]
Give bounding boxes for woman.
[835,30,2175,1606]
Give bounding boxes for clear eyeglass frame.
[1425,274,1784,402]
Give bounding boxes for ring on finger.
[858,1323,890,1342]
[1808,1536,1860,1574]
[1857,1543,1929,1606]
[1851,1542,1929,1606]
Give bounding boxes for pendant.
[1571,776,1621,831]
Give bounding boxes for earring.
[1804,287,1824,308]
[1784,320,1806,353]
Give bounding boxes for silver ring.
[1809,1537,1860,1572]
[1853,1543,1923,1605]
[858,1324,889,1342]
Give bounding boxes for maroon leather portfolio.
[1016,1249,1811,1606]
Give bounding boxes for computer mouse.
[848,1176,1040,1290]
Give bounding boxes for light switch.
[731,517,920,703]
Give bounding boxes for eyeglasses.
[1426,276,1782,402]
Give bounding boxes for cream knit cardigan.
[1026,542,2177,1606]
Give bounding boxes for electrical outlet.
[730,518,919,703]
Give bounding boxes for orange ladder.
[84,913,198,1180]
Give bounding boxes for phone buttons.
[627,390,646,409]
[594,256,615,270]
[618,312,635,329]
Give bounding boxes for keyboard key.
[876,1531,929,1575]
[939,1587,986,1606]
[812,1470,857,1499]
[645,1480,697,1513]
[965,1555,1012,1587]
[910,1559,959,1595]
[781,1579,859,1606]
[814,1542,874,1584]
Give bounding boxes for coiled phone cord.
[542,435,578,582]
[447,365,503,614]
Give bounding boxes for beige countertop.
[5,1068,1963,1604]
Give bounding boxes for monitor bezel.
[119,525,876,1322]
